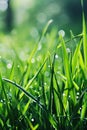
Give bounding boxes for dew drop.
[66,48,71,53]
[0,99,3,103]
[58,30,65,37]
[31,118,34,122]
[77,92,79,96]
[63,93,65,96]
[7,63,12,69]
[31,58,35,63]
[55,54,58,59]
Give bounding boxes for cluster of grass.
[0,1,87,130]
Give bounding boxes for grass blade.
[2,78,58,129]
[72,39,82,75]
[20,57,48,99]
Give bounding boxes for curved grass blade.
[3,78,45,110]
[2,78,58,129]
[20,57,48,99]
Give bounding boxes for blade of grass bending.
[39,19,53,44]
[2,78,58,129]
[57,33,82,49]
[20,57,48,99]
[3,78,45,110]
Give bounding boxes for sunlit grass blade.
[61,36,71,87]
[22,101,31,115]
[39,19,53,44]
[83,14,87,67]
[82,0,87,73]
[72,80,79,91]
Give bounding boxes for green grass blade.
[61,36,71,87]
[48,54,55,113]
[81,93,87,120]
[82,0,87,71]
[2,78,58,129]
[72,39,82,75]
[3,78,45,110]
[22,101,31,115]
[20,57,48,99]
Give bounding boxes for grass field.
[0,1,87,130]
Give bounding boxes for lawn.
[0,1,87,130]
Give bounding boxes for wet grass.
[0,1,87,130]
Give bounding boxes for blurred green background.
[0,0,87,35]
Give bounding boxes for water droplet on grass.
[31,118,34,122]
[38,44,42,51]
[80,107,82,110]
[58,30,65,37]
[76,96,79,99]
[77,92,79,96]
[48,65,51,68]
[66,48,71,53]
[31,58,35,63]
[63,93,65,96]
[44,82,47,85]
[69,95,71,98]
[7,63,12,69]
[0,99,3,103]
[17,65,20,68]
[55,54,58,59]
[36,56,41,61]
[45,71,49,77]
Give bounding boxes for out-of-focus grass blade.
[83,14,87,67]
[82,0,87,72]
[39,19,53,44]
[9,62,14,80]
